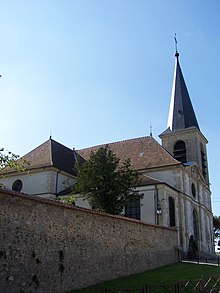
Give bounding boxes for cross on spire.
[174,34,179,58]
[174,34,178,52]
[149,124,152,137]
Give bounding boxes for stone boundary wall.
[0,189,178,293]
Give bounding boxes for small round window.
[191,183,196,197]
[12,180,23,192]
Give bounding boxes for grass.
[69,262,220,293]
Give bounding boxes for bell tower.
[159,50,209,184]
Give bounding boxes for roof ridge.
[22,138,74,159]
[49,139,53,165]
[77,135,153,151]
[50,138,73,151]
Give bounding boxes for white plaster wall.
[162,187,179,228]
[200,187,212,211]
[186,199,192,237]
[75,197,91,209]
[199,184,203,205]
[75,185,157,224]
[207,214,214,253]
[147,168,183,191]
[184,173,190,196]
[200,208,205,250]
[56,172,76,193]
[0,169,76,198]
[172,191,179,228]
[205,214,210,252]
[206,190,211,211]
[146,169,176,187]
[147,167,213,255]
[0,172,50,195]
[202,187,206,207]
[139,186,155,224]
[180,196,186,250]
[157,187,169,226]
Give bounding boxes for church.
[0,50,214,257]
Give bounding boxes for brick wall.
[0,189,178,293]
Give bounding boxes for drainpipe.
[155,185,159,225]
[155,185,163,225]
[55,170,62,195]
[73,148,79,175]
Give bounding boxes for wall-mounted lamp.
[157,206,162,215]
[156,198,164,215]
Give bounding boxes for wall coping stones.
[0,187,177,231]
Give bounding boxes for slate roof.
[16,139,78,175]
[77,136,181,171]
[167,52,200,131]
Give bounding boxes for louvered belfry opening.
[200,143,207,179]
[173,140,186,163]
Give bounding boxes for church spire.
[167,49,200,131]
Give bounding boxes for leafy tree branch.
[73,145,143,215]
[0,148,30,187]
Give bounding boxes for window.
[125,198,140,220]
[173,140,186,163]
[12,179,23,192]
[169,196,176,227]
[191,183,196,197]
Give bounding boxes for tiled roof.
[2,136,180,176]
[77,136,181,171]
[15,139,77,175]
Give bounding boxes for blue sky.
[1,0,220,215]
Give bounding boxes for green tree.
[213,215,220,239]
[57,195,76,205]
[0,148,30,186]
[74,145,143,215]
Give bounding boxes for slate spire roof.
[167,51,200,131]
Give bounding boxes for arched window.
[193,209,198,243]
[191,183,196,198]
[169,196,176,227]
[200,143,207,179]
[173,140,186,163]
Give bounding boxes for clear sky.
[1,0,220,215]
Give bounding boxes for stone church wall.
[0,189,178,293]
